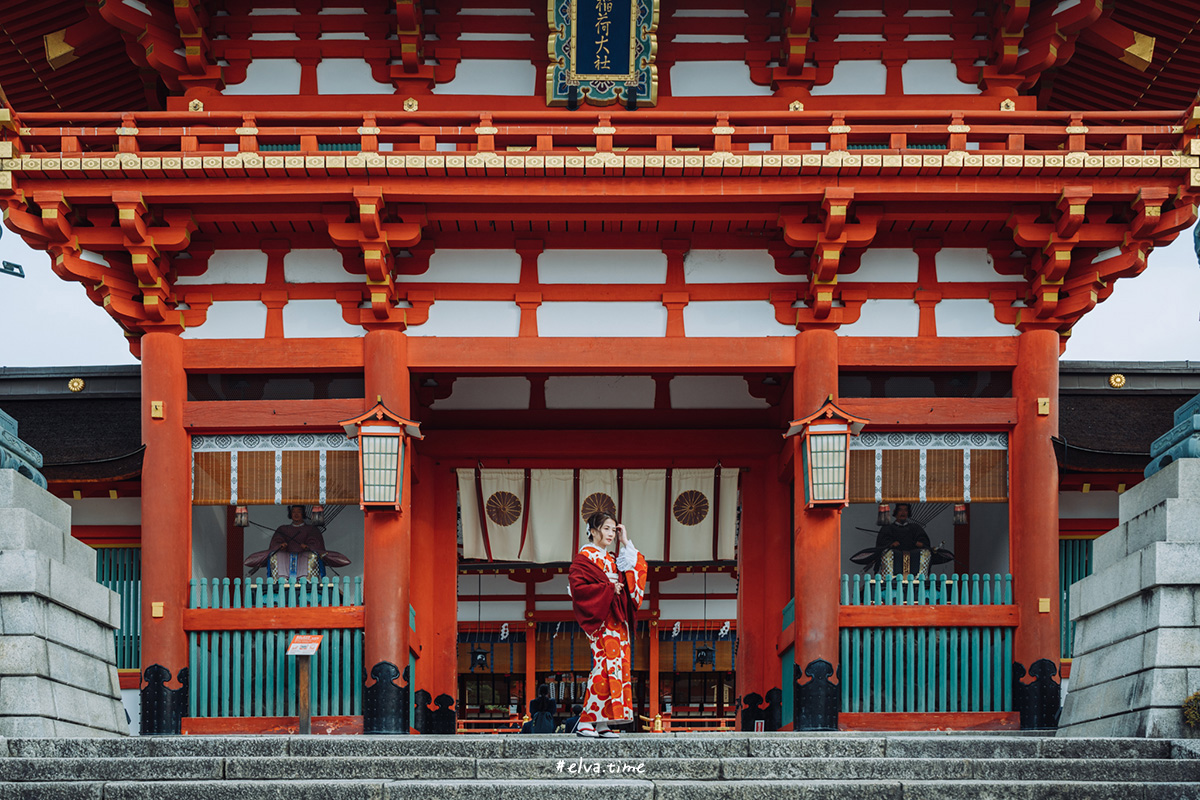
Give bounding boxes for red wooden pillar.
[1010,328,1061,676]
[735,458,776,728]
[792,328,841,729]
[362,329,413,733]
[139,331,191,732]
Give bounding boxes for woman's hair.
[586,511,616,539]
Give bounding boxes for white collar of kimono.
[581,542,610,554]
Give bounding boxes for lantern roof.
[339,401,423,440]
[784,398,869,439]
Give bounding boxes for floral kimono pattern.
[574,544,647,725]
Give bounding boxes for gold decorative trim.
[235,127,259,135]
[788,101,804,111]
[67,377,86,393]
[592,126,617,135]
[1108,373,1126,389]
[403,97,419,112]
[357,127,380,135]
[115,127,139,136]
[188,99,204,112]
[999,99,1016,111]
[475,126,498,135]
[828,125,851,134]
[947,125,970,133]
[1065,126,1089,134]
[712,126,735,135]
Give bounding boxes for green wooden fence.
[95,547,140,670]
[838,573,1014,714]
[187,577,364,718]
[1060,539,1094,658]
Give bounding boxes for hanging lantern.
[953,503,968,526]
[309,505,325,526]
[693,644,716,669]
[876,503,890,527]
[784,399,869,507]
[234,506,248,528]
[340,402,423,511]
[469,648,490,672]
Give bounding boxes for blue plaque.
[548,0,658,108]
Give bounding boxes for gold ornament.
[404,97,419,112]
[1108,373,1127,389]
[67,377,85,393]
[999,98,1016,112]
[188,99,205,112]
[788,100,804,112]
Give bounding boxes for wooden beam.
[839,398,1017,428]
[183,398,364,432]
[182,606,365,631]
[839,337,1018,369]
[183,339,364,372]
[838,605,1018,628]
[182,716,363,735]
[839,712,1018,731]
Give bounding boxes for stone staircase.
[1,733,1197,799]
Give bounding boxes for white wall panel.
[181,302,268,339]
[66,498,141,526]
[285,249,363,283]
[317,59,393,94]
[683,250,804,283]
[935,300,1018,337]
[545,376,657,409]
[835,299,919,337]
[810,60,887,95]
[281,299,363,338]
[1059,491,1120,520]
[936,249,1025,282]
[431,59,536,95]
[405,249,521,283]
[406,301,521,337]
[843,249,919,282]
[538,250,667,284]
[176,250,268,285]
[224,59,301,95]
[683,301,796,337]
[538,302,667,337]
[670,62,773,96]
[902,59,979,94]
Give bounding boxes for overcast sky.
[0,225,1197,368]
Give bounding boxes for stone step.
[4,734,1178,762]
[0,755,1193,784]
[11,779,1197,800]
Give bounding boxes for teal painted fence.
[187,577,364,718]
[839,573,1013,714]
[1060,539,1094,658]
[95,547,141,670]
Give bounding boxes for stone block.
[1068,633,1145,690]
[225,756,476,781]
[1143,627,1200,669]
[0,509,66,563]
[1121,460,1200,524]
[747,737,886,758]
[0,757,224,782]
[0,551,50,597]
[0,783,103,800]
[47,559,119,628]
[1090,524,1128,573]
[385,780,653,800]
[1070,594,1154,657]
[1144,784,1200,800]
[1074,550,1143,618]
[289,735,501,759]
[61,534,96,577]
[653,780,901,800]
[902,782,1132,800]
[0,716,57,738]
[104,781,388,800]
[7,735,287,758]
[884,737,1039,759]
[45,640,120,697]
[721,757,971,781]
[1040,737,1172,759]
[658,737,750,758]
[0,676,56,717]
[0,471,71,532]
[1142,542,1200,588]
[971,758,1197,782]
[0,636,49,678]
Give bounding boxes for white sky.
[0,225,1197,368]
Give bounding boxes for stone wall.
[1058,458,1200,738]
[0,469,128,736]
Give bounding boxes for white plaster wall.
[670,62,773,97]
[281,299,364,338]
[838,299,919,337]
[432,377,531,410]
[545,376,656,409]
[405,301,521,337]
[935,300,1017,337]
[285,249,363,283]
[223,59,302,95]
[683,250,804,283]
[670,376,768,409]
[810,60,887,95]
[842,249,919,282]
[458,574,526,595]
[317,59,393,94]
[407,249,521,283]
[241,504,366,581]
[191,505,228,581]
[538,250,667,284]
[181,302,268,339]
[658,599,737,620]
[431,59,536,95]
[936,249,1024,282]
[175,250,268,285]
[1058,491,1120,520]
[121,689,140,735]
[458,601,527,622]
[65,497,141,525]
[538,302,667,337]
[683,301,797,337]
[902,59,979,94]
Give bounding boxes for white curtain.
[667,468,739,562]
[457,468,527,561]
[577,468,619,551]
[526,469,574,563]
[621,469,667,561]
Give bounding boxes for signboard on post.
[287,634,323,656]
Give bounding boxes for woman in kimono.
[568,511,648,738]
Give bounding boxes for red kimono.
[569,543,648,725]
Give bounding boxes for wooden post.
[1010,328,1061,673]
[297,654,312,735]
[139,332,191,719]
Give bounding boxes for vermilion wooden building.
[2,0,1199,735]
